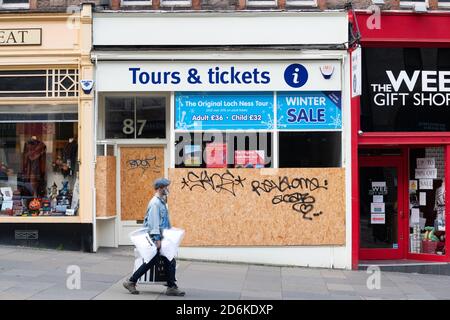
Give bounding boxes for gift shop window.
[0,105,79,217]
[409,147,446,256]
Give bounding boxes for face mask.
[161,188,169,196]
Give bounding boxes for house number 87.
[122,119,147,136]
[123,119,147,136]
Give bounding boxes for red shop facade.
[351,11,450,269]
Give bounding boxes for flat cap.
[154,178,171,189]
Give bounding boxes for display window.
[174,91,342,169]
[175,132,273,168]
[279,132,341,168]
[104,96,166,139]
[0,108,79,217]
[409,147,446,255]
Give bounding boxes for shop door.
[359,156,406,260]
[118,146,165,245]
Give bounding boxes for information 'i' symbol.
[292,68,300,84]
[284,64,308,88]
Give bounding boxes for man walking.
[123,178,185,296]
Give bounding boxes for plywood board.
[96,156,117,217]
[168,168,345,246]
[120,147,165,221]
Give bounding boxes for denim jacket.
[143,195,171,241]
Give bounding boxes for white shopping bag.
[129,228,157,263]
[160,228,185,261]
[163,227,185,246]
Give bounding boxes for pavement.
[0,245,450,300]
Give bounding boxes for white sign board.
[96,60,342,92]
[417,158,435,169]
[371,202,385,214]
[371,213,386,224]
[373,195,383,203]
[351,46,362,97]
[420,192,427,206]
[415,168,437,179]
[419,179,433,190]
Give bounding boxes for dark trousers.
[130,252,177,288]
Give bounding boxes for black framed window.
[104,97,166,139]
[279,132,341,168]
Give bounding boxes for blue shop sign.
[277,91,342,130]
[175,92,274,130]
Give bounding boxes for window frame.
[100,93,170,142]
[173,91,344,169]
[245,0,278,7]
[0,0,30,9]
[438,0,450,8]
[399,0,429,9]
[285,0,318,7]
[160,0,192,7]
[120,0,152,6]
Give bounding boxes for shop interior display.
[409,148,446,255]
[0,127,79,217]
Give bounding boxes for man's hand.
[155,240,161,250]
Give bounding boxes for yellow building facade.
[0,4,95,250]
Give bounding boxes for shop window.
[104,96,166,140]
[438,0,450,7]
[409,147,446,255]
[246,0,277,7]
[279,132,341,168]
[0,118,79,217]
[361,48,450,132]
[0,70,78,98]
[0,0,29,8]
[175,132,272,168]
[160,0,191,6]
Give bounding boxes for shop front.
[93,11,352,268]
[0,5,95,251]
[352,12,450,268]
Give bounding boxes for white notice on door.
[371,214,386,224]
[371,202,385,214]
[373,195,383,203]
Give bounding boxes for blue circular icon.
[284,64,308,88]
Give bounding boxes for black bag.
[135,255,167,284]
